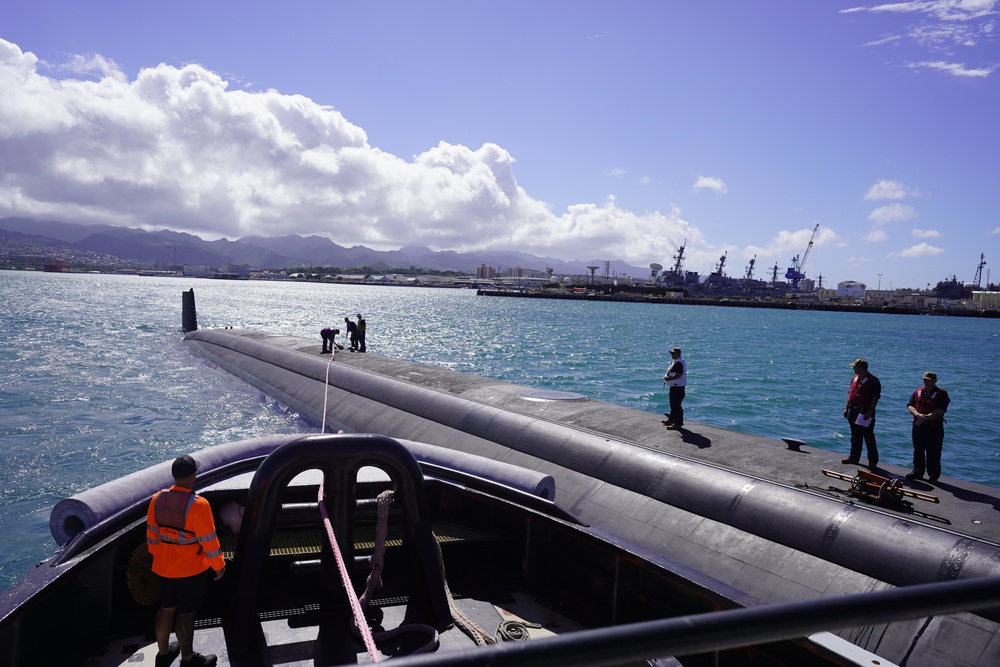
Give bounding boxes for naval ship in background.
[483,231,999,316]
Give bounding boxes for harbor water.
[2,271,998,591]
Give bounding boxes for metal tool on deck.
[822,468,940,505]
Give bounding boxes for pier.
[477,288,1000,317]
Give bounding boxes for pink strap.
[317,480,381,662]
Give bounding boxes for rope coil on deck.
[497,619,542,641]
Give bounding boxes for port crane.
[785,223,819,291]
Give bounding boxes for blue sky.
[2,1,998,288]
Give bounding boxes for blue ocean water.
[2,271,998,591]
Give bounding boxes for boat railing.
[377,574,1000,666]
[50,455,270,565]
[223,433,453,662]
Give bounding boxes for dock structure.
[186,328,1000,667]
[477,288,1000,317]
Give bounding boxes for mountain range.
[0,217,647,278]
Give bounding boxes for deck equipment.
[823,468,940,505]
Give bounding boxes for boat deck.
[89,591,573,666]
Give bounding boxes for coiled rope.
[497,619,541,641]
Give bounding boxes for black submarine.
[180,323,1000,666]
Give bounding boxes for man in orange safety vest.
[146,454,225,667]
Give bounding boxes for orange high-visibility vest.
[146,485,225,578]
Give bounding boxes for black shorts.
[157,570,208,613]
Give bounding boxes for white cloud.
[842,1,998,76]
[865,179,910,200]
[869,203,917,224]
[848,254,873,267]
[890,242,945,259]
[693,175,727,194]
[992,227,1000,234]
[522,196,707,267]
[607,167,626,177]
[638,175,651,185]
[56,53,126,82]
[863,184,917,240]
[908,61,998,77]
[908,22,995,49]
[742,225,841,263]
[863,35,904,47]
[912,228,940,238]
[0,39,712,269]
[845,1,998,22]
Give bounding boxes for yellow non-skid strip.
[218,522,495,559]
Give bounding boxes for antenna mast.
[973,254,986,288]
[672,241,686,274]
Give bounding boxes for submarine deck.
[182,328,1000,665]
[208,330,1000,546]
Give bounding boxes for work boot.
[841,458,859,465]
[154,642,180,667]
[181,653,217,667]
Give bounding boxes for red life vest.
[847,373,878,409]
[913,387,947,422]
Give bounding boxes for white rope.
[357,490,440,654]
[321,351,335,433]
[433,536,496,646]
[358,490,393,607]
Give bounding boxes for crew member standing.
[906,371,950,482]
[147,455,225,667]
[356,313,367,352]
[344,317,358,351]
[843,359,881,468]
[661,346,687,430]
